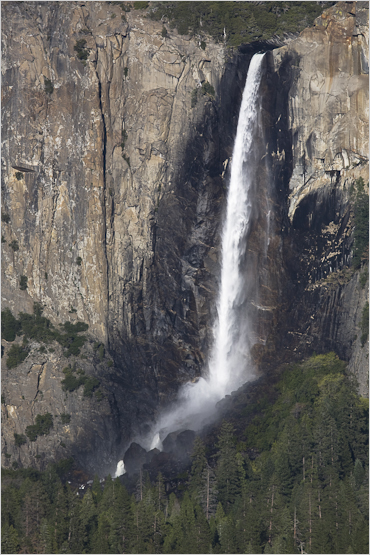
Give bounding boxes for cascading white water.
[113,53,266,471]
[208,52,265,395]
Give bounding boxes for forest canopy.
[2,353,368,553]
[148,1,336,46]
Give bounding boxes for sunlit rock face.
[1,1,254,474]
[268,1,369,393]
[1,1,368,475]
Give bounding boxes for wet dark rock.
[123,442,147,476]
[143,451,176,481]
[162,429,196,461]
[145,448,160,465]
[162,432,178,453]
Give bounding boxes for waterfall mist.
[114,53,266,474]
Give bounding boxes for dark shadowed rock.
[162,432,178,454]
[175,430,196,459]
[162,429,196,461]
[146,448,160,465]
[123,442,147,476]
[143,450,175,480]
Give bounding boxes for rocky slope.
[1,1,368,476]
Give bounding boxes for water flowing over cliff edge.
[129,53,267,461]
[1,1,368,476]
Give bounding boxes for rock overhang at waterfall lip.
[238,38,287,55]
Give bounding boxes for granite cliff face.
[270,1,369,393]
[1,1,368,475]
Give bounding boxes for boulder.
[123,442,147,476]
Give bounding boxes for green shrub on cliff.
[2,305,89,364]
[6,344,29,368]
[201,81,215,97]
[9,240,19,252]
[74,38,89,61]
[19,275,28,291]
[1,308,21,342]
[17,303,57,343]
[134,1,149,9]
[25,413,53,442]
[61,367,85,392]
[120,129,128,151]
[359,268,368,288]
[191,88,198,108]
[58,321,89,357]
[61,366,100,397]
[44,78,54,94]
[14,433,27,447]
[60,413,71,424]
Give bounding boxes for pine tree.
[79,488,98,553]
[215,502,237,554]
[216,421,240,511]
[131,485,157,554]
[39,517,56,554]
[50,484,68,550]
[1,523,20,554]
[194,504,212,553]
[199,463,218,520]
[107,479,133,553]
[179,492,197,553]
[155,472,166,513]
[19,478,50,541]
[93,512,112,554]
[162,512,183,554]
[92,474,103,505]
[65,483,81,553]
[189,436,208,498]
[99,474,115,512]
[1,485,21,532]
[41,463,63,505]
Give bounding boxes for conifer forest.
[2,354,369,553]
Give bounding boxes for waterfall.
[208,52,265,395]
[114,53,266,474]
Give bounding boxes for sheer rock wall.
[1,1,368,474]
[1,1,249,474]
[270,1,369,394]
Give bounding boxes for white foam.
[113,460,126,478]
[150,432,163,451]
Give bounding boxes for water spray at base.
[113,459,126,478]
[113,53,266,477]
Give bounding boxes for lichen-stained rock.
[1,1,243,473]
[272,1,369,221]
